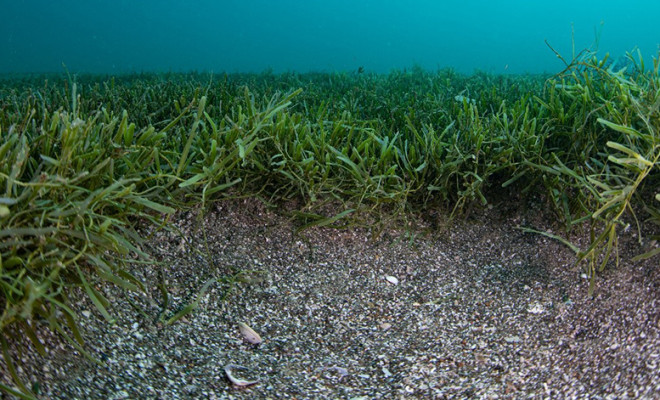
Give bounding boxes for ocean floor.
[1,198,659,399]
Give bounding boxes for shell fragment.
[379,322,392,331]
[224,364,259,387]
[385,275,399,285]
[238,322,262,345]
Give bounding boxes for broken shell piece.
[379,322,392,331]
[384,275,399,285]
[224,364,259,387]
[238,322,262,345]
[321,365,349,379]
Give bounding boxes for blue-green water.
[1,0,658,75]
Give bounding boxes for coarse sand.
[1,197,658,399]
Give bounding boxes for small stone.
[324,366,349,378]
[81,310,92,318]
[183,384,198,394]
[264,286,279,294]
[505,336,522,343]
[112,390,129,399]
[528,303,545,314]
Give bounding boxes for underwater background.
[1,0,658,75]
[1,2,660,398]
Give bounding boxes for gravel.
[1,197,659,399]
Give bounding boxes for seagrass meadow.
[0,54,659,397]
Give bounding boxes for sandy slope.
[2,198,658,399]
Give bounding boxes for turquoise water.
[1,0,657,75]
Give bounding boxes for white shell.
[384,275,399,285]
[238,322,262,344]
[224,364,259,387]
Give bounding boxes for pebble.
[528,303,545,314]
[183,384,199,394]
[111,390,129,399]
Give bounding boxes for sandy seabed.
[2,198,659,399]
